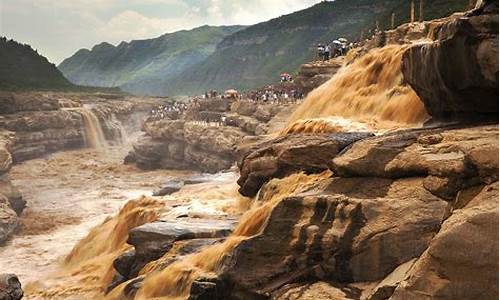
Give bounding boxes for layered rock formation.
[127,99,296,173]
[294,57,344,95]
[0,92,161,162]
[402,0,499,121]
[0,92,162,243]
[226,124,498,300]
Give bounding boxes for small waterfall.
[107,113,128,145]
[77,107,109,149]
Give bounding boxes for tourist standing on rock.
[317,43,325,61]
[324,44,331,61]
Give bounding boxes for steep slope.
[59,25,244,95]
[162,0,470,95]
[0,37,73,90]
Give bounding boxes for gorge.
[0,1,498,300]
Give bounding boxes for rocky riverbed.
[0,1,498,300]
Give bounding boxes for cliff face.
[58,26,244,95]
[0,92,163,243]
[402,0,499,121]
[126,99,297,173]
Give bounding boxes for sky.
[0,0,321,64]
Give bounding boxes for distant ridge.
[59,0,470,96]
[0,37,73,90]
[59,25,245,95]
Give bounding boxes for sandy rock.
[0,92,59,114]
[390,183,499,300]
[402,2,499,121]
[238,132,373,197]
[365,259,416,300]
[274,282,358,300]
[295,58,344,95]
[220,177,447,298]
[332,125,498,199]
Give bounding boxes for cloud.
[0,0,322,63]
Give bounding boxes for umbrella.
[332,40,342,45]
[338,38,348,42]
[225,89,238,94]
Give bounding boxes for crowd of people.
[147,101,189,121]
[317,38,356,61]
[245,84,304,104]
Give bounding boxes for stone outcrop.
[331,125,498,200]
[216,125,498,300]
[0,92,162,162]
[0,92,161,243]
[0,132,23,244]
[391,183,498,300]
[127,100,296,173]
[402,0,499,121]
[237,132,373,197]
[108,219,236,293]
[295,57,344,95]
[0,274,23,300]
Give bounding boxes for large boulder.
[390,183,499,300]
[237,132,373,197]
[332,125,498,200]
[219,176,447,298]
[402,2,499,121]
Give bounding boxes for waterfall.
[283,45,429,134]
[77,107,109,149]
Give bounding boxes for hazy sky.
[0,0,321,64]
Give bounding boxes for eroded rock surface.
[127,99,296,173]
[238,132,373,197]
[402,0,499,121]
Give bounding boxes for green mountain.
[58,0,470,96]
[0,37,73,90]
[59,25,245,95]
[163,0,470,95]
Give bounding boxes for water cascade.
[283,45,429,135]
[77,107,109,148]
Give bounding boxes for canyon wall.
[0,92,162,243]
[126,99,297,173]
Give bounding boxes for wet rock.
[0,178,25,216]
[112,219,236,284]
[188,274,219,300]
[237,132,373,197]
[153,180,184,196]
[402,2,499,121]
[390,183,499,300]
[0,195,18,244]
[331,125,498,200]
[220,177,446,297]
[0,274,23,300]
[273,282,360,300]
[365,259,416,300]
[128,219,235,259]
